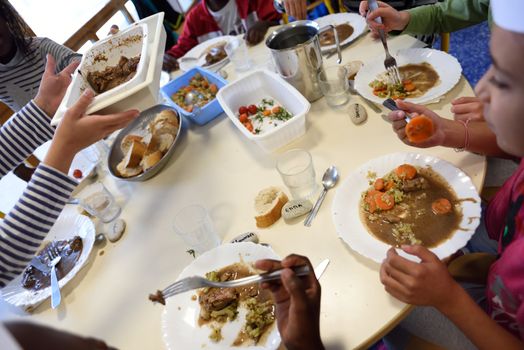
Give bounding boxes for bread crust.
[255,187,289,228]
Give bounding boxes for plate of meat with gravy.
[332,153,481,263]
[159,242,281,350]
[1,206,95,309]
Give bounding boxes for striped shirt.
[0,37,81,112]
[0,101,77,288]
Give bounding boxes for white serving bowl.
[216,69,311,153]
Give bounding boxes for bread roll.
[141,150,163,170]
[152,120,178,138]
[254,187,289,228]
[120,134,143,154]
[158,134,175,153]
[116,161,142,178]
[154,109,179,128]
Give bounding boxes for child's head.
[476,0,524,158]
[0,0,32,61]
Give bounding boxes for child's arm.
[381,245,524,350]
[388,99,511,158]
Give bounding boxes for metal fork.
[368,0,402,85]
[160,265,310,300]
[47,242,62,309]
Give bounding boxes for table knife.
[314,258,330,279]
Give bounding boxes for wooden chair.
[282,0,345,23]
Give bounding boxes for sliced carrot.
[404,82,416,92]
[405,114,434,143]
[272,106,282,114]
[209,84,218,94]
[395,164,417,180]
[374,192,395,211]
[432,198,452,215]
[244,121,254,133]
[374,178,385,191]
[263,110,271,117]
[385,180,395,190]
[184,105,194,113]
[365,190,380,213]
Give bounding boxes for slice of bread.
[124,140,147,168]
[141,150,163,170]
[152,120,178,138]
[120,134,143,154]
[254,187,289,228]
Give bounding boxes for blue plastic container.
[161,67,227,125]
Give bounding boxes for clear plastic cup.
[173,205,221,254]
[276,149,318,200]
[225,37,251,72]
[318,65,350,107]
[79,182,121,223]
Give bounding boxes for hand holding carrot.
[388,100,446,148]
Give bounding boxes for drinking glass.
[318,65,350,107]
[276,149,318,199]
[225,37,251,72]
[173,205,221,254]
[79,182,121,223]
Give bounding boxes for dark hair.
[0,0,33,56]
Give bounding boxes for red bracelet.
[454,119,471,152]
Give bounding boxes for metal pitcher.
[266,21,342,102]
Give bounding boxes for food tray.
[107,104,182,181]
[52,13,166,125]
[161,67,227,125]
[217,69,311,153]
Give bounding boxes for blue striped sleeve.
[0,163,77,288]
[0,100,55,178]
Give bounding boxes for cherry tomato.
[239,113,248,123]
[248,104,257,115]
[238,106,248,115]
[73,169,83,179]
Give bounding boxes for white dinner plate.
[331,152,481,263]
[354,48,462,104]
[179,36,235,72]
[1,206,95,307]
[314,13,367,52]
[161,242,281,350]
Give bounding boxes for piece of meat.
[401,177,428,192]
[199,287,237,312]
[86,55,141,93]
[148,290,166,305]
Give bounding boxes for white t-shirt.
[0,324,22,350]
[207,0,245,36]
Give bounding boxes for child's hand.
[388,100,446,148]
[255,254,324,350]
[246,21,270,46]
[451,96,484,122]
[34,54,80,118]
[380,245,461,310]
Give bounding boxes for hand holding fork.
[367,0,402,85]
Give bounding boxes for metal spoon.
[304,166,339,227]
[382,98,412,123]
[184,91,198,106]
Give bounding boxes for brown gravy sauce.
[320,23,354,46]
[361,168,462,247]
[399,62,440,97]
[22,236,83,291]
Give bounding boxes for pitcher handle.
[319,24,342,64]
